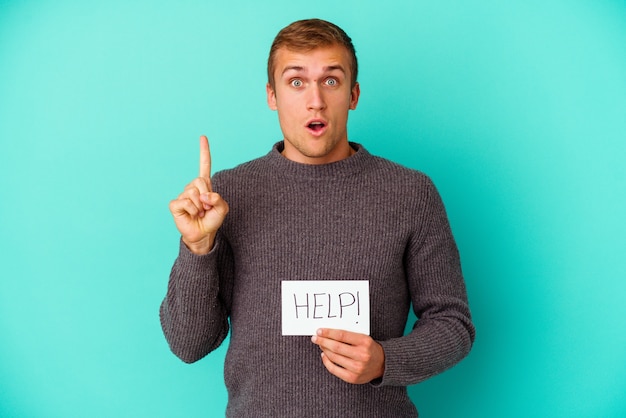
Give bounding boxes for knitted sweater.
[160,142,475,417]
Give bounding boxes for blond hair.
[267,19,358,89]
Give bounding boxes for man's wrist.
[182,235,215,255]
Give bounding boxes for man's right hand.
[169,135,229,255]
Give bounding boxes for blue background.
[1,1,625,417]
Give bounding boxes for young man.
[161,19,475,417]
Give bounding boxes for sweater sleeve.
[377,179,475,386]
[159,235,234,363]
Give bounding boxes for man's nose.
[307,84,326,111]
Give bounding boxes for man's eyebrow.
[281,66,304,76]
[280,64,347,77]
[324,64,346,74]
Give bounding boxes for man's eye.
[291,79,303,87]
[325,78,337,86]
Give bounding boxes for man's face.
[267,45,360,165]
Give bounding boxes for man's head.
[266,19,361,165]
[267,19,358,90]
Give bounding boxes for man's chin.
[286,139,352,164]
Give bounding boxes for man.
[161,18,475,417]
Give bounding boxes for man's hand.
[311,328,385,384]
[169,136,229,255]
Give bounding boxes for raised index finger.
[199,135,211,180]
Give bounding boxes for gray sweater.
[160,142,475,417]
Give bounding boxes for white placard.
[281,280,370,336]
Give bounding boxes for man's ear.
[349,82,360,110]
[266,83,278,110]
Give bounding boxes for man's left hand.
[311,328,385,384]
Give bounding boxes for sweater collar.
[266,141,371,180]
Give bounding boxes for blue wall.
[1,1,625,416]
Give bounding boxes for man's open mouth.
[307,120,326,133]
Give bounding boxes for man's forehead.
[275,46,351,74]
